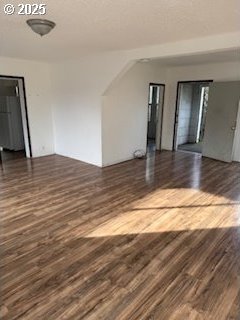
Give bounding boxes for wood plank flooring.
[0,151,240,319]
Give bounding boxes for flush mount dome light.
[26,19,56,36]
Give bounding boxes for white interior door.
[202,81,240,162]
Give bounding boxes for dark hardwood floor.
[0,151,240,319]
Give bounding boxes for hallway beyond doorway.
[173,80,211,155]
[178,142,203,154]
[147,83,165,151]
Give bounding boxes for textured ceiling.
[0,0,239,61]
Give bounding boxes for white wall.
[162,61,240,162]
[51,53,131,167]
[0,57,54,157]
[50,32,240,166]
[0,32,239,165]
[102,62,167,166]
[102,60,240,166]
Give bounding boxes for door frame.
[0,75,32,157]
[147,82,165,151]
[172,79,213,151]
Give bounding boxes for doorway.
[0,76,31,163]
[147,83,165,152]
[173,80,212,154]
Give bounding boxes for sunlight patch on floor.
[85,188,240,238]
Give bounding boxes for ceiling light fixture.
[26,19,56,36]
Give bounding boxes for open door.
[202,81,240,162]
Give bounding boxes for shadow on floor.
[1,227,240,319]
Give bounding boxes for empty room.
[0,1,240,319]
